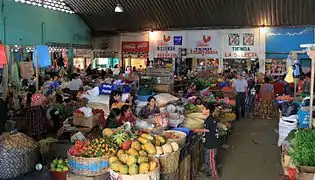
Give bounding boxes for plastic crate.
[298,108,310,129]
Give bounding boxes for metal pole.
[35,54,39,91]
[309,54,315,128]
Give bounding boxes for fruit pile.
[49,158,69,172]
[69,138,118,158]
[109,133,179,175]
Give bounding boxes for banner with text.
[222,28,260,59]
[186,30,220,59]
[150,31,186,58]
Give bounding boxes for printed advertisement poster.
[186,30,221,59]
[150,31,186,58]
[222,28,260,59]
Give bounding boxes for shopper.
[193,102,219,179]
[232,73,248,120]
[22,85,48,140]
[259,77,274,119]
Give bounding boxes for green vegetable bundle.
[289,129,315,166]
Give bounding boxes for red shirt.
[273,81,284,96]
[119,113,136,126]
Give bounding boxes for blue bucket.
[171,128,191,136]
[137,93,155,102]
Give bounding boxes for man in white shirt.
[68,74,83,92]
[232,73,248,120]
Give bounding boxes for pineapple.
[113,131,129,146]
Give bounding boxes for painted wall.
[0,0,90,45]
[265,27,314,59]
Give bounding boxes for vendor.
[186,83,197,98]
[68,73,83,96]
[119,105,136,126]
[106,108,121,128]
[194,97,203,106]
[110,90,133,109]
[139,96,160,119]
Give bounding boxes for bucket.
[50,170,68,180]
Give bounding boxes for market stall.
[277,47,315,180]
[122,41,149,69]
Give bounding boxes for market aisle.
[198,118,282,180]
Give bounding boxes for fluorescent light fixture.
[300,44,315,48]
[114,3,123,12]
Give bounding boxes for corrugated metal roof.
[65,0,315,32]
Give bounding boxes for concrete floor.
[198,117,282,180]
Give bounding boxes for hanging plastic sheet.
[10,62,20,88]
[0,45,7,65]
[17,48,23,61]
[32,45,51,68]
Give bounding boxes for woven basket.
[156,150,180,174]
[67,151,110,176]
[0,146,39,180]
[162,130,186,147]
[108,157,160,180]
[222,90,236,98]
[0,133,40,180]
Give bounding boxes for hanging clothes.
[32,45,51,68]
[0,45,7,65]
[11,62,20,88]
[292,62,302,78]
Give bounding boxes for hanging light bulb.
[114,3,123,13]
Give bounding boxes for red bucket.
[49,170,68,180]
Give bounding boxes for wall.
[0,0,90,45]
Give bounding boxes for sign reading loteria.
[186,30,220,59]
[222,29,260,59]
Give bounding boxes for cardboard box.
[298,172,315,180]
[73,113,100,128]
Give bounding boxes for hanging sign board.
[121,41,149,52]
[150,31,186,58]
[222,29,260,59]
[186,30,220,59]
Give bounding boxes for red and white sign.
[150,31,186,58]
[121,41,149,52]
[186,30,220,59]
[222,28,260,59]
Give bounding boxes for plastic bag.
[281,101,299,117]
[278,116,297,147]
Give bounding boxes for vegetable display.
[49,158,69,172]
[108,132,178,175]
[288,129,315,166]
[69,138,118,158]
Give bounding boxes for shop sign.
[151,31,186,58]
[222,29,260,59]
[186,30,220,58]
[173,36,182,45]
[121,41,149,53]
[73,49,91,58]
